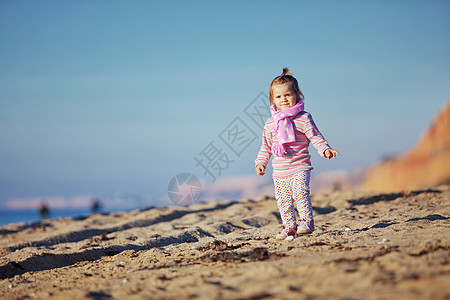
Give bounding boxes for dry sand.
[1,186,449,299]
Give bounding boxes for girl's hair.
[269,67,304,105]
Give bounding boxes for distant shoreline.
[0,208,102,227]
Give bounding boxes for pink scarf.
[271,102,304,157]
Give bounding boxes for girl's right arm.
[255,122,272,176]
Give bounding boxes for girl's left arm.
[302,113,339,159]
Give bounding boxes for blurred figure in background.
[39,201,50,221]
[91,198,102,214]
[38,201,50,230]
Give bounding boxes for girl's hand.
[255,164,266,176]
[324,148,340,159]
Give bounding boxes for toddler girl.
[255,68,340,240]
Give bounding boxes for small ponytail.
[281,67,292,76]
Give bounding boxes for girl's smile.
[272,83,299,110]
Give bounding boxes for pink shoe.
[297,220,314,234]
[276,225,297,240]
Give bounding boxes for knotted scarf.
[271,101,304,157]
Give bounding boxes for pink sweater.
[255,111,330,178]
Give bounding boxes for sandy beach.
[1,186,449,299]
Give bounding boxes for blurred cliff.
[362,101,450,192]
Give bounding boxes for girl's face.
[272,83,299,110]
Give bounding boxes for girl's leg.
[292,171,313,222]
[274,177,296,228]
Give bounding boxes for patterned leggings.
[274,170,313,228]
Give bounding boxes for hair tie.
[281,73,285,77]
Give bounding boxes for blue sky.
[1,0,449,210]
